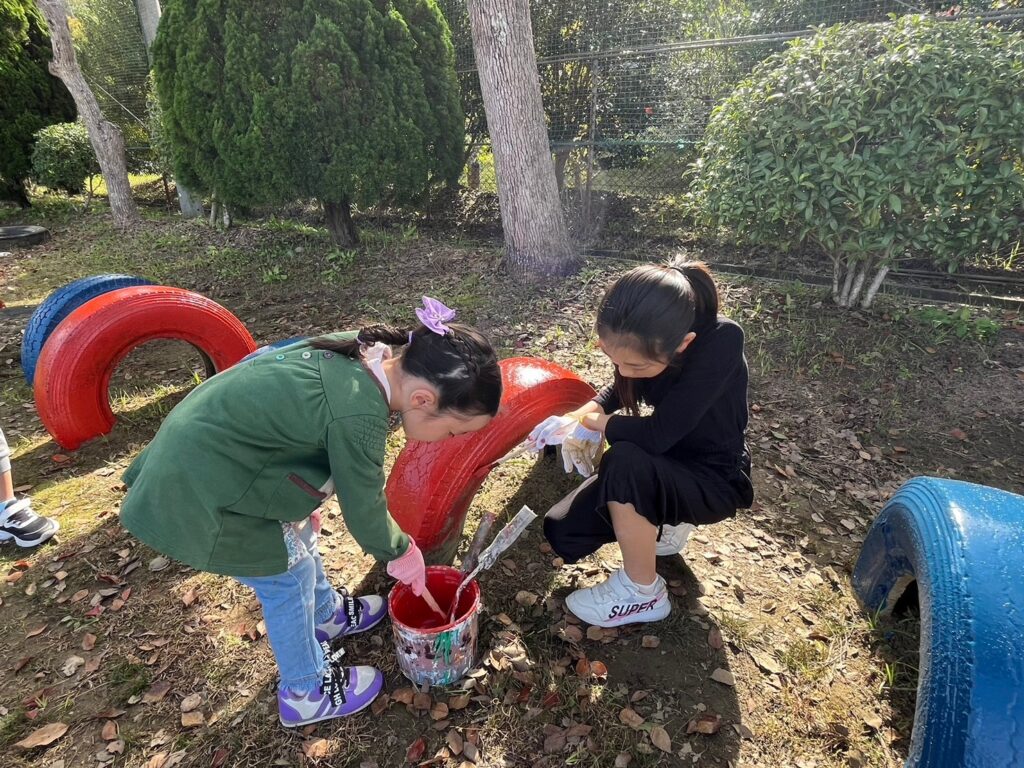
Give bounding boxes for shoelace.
[338,588,362,630]
[319,641,350,707]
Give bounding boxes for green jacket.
[120,334,410,577]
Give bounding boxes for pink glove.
[387,539,426,596]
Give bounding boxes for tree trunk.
[323,200,358,247]
[37,0,139,228]
[134,0,203,219]
[467,0,578,277]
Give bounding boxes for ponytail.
[670,260,719,333]
[311,322,502,417]
[596,258,721,415]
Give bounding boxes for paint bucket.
[389,565,481,687]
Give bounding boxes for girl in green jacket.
[120,297,501,725]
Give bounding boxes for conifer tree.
[0,0,75,206]
[153,0,462,245]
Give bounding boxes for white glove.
[560,424,603,477]
[526,415,579,450]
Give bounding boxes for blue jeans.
[237,524,339,692]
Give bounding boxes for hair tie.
[415,296,456,336]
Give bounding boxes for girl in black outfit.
[542,260,754,628]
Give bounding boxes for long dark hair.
[311,323,502,417]
[596,259,719,415]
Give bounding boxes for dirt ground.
[1,190,1023,768]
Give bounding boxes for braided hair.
[311,323,502,417]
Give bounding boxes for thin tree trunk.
[839,256,857,307]
[37,0,139,228]
[847,260,870,308]
[831,257,842,305]
[861,264,890,309]
[323,200,358,247]
[134,0,204,219]
[467,0,578,277]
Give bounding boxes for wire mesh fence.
[68,0,153,168]
[442,0,1024,251]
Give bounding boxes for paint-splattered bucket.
[389,565,481,687]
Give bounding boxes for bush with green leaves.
[153,0,463,245]
[31,122,100,195]
[689,15,1024,308]
[0,0,75,206]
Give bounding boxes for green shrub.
[31,122,100,194]
[0,0,76,205]
[689,16,1024,308]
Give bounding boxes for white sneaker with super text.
[565,568,670,628]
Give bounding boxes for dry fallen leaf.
[641,635,660,649]
[15,722,68,749]
[649,725,672,753]
[589,660,608,679]
[405,737,426,763]
[585,626,604,641]
[302,738,330,759]
[210,748,230,768]
[412,692,432,711]
[26,624,47,638]
[180,711,205,728]
[618,707,644,729]
[448,693,471,710]
[106,740,125,755]
[710,668,736,686]
[370,694,389,717]
[708,627,724,650]
[61,655,85,677]
[430,702,449,721]
[687,714,722,735]
[559,625,584,644]
[181,587,197,607]
[145,752,169,768]
[142,681,172,704]
[447,729,464,755]
[101,720,118,740]
[180,693,203,713]
[614,752,632,767]
[82,633,97,651]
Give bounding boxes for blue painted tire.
[852,477,1024,768]
[236,336,309,364]
[21,274,153,384]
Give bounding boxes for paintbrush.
[419,587,445,619]
[447,505,537,623]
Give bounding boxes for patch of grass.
[0,706,29,749]
[780,638,829,682]
[108,660,151,702]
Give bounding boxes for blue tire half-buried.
[852,477,1024,768]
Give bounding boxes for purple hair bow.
[415,296,456,336]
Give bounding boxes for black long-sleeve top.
[595,317,749,463]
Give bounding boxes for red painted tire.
[34,285,256,450]
[386,357,596,561]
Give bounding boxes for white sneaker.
[565,568,670,628]
[656,522,695,557]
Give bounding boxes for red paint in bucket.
[389,565,481,686]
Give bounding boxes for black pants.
[543,441,752,563]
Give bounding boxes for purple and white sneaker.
[314,589,386,643]
[278,645,383,726]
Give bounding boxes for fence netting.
[442,0,1024,250]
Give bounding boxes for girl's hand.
[527,414,577,449]
[387,539,427,595]
[580,412,611,434]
